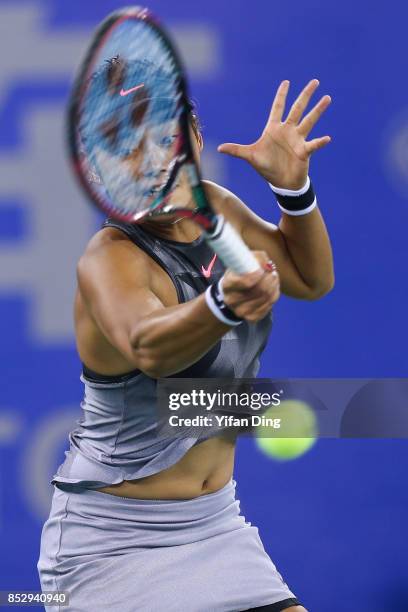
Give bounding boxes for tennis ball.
[255,399,317,461]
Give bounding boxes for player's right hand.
[222,251,280,322]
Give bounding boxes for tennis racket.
[67,5,259,274]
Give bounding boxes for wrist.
[268,175,309,191]
[269,176,310,195]
[268,176,317,216]
[205,279,243,327]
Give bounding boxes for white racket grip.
[205,215,260,275]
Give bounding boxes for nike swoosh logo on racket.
[201,254,217,278]
[119,83,145,96]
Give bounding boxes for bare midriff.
[97,435,236,500]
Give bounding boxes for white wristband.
[268,176,310,196]
[205,284,242,327]
[268,176,317,216]
[276,198,317,216]
[217,278,225,301]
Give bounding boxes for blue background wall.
[0,1,407,611]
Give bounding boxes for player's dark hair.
[187,99,202,142]
[105,55,126,91]
[94,55,202,141]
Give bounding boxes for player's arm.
[77,232,278,378]
[217,78,334,300]
[207,183,333,300]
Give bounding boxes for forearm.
[218,76,334,301]
[278,207,334,298]
[130,295,229,377]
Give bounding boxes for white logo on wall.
[0,2,223,345]
[383,109,408,199]
[0,4,94,344]
[21,406,79,521]
[0,405,77,523]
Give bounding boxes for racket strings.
[78,20,183,218]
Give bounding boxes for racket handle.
[205,215,260,275]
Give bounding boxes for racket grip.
[205,215,260,275]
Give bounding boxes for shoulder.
[79,226,148,268]
[82,225,131,254]
[77,226,151,292]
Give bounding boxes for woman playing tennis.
[38,64,333,611]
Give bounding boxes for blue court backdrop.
[0,1,407,611]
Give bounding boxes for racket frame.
[67,6,260,274]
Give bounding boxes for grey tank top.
[53,220,272,489]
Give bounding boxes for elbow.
[305,274,335,301]
[132,345,168,378]
[138,358,167,379]
[130,325,168,378]
[132,347,188,379]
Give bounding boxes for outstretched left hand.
[218,79,332,190]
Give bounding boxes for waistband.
[51,479,246,548]
[56,478,236,518]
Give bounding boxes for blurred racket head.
[67,6,260,275]
[68,6,196,222]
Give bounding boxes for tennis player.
[38,75,333,611]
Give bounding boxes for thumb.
[217,142,251,161]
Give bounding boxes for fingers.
[217,142,251,161]
[229,274,280,321]
[223,251,272,291]
[285,79,320,125]
[222,251,280,323]
[298,94,332,137]
[305,135,331,154]
[224,270,279,304]
[238,301,276,323]
[267,80,290,124]
[263,260,277,273]
[223,268,265,293]
[226,275,280,309]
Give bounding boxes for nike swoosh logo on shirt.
[201,254,217,278]
[119,83,145,97]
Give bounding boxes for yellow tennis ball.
[255,399,317,461]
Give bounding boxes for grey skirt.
[38,480,299,612]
